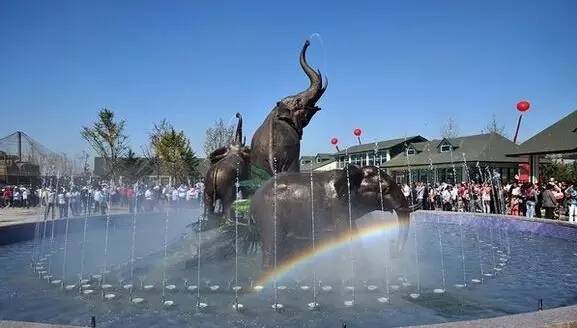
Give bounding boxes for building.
[382,133,525,184]
[0,131,46,186]
[507,109,577,183]
[300,153,337,172]
[0,151,41,186]
[334,136,427,169]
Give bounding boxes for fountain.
[2,39,577,328]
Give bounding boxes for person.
[525,183,537,219]
[402,183,411,202]
[93,187,103,215]
[21,187,29,208]
[45,188,56,219]
[415,182,425,208]
[4,187,12,207]
[57,188,66,218]
[71,187,80,216]
[12,188,21,208]
[510,182,521,216]
[565,182,577,223]
[65,188,73,217]
[195,180,205,204]
[442,186,452,211]
[171,187,179,208]
[144,187,153,212]
[541,183,557,220]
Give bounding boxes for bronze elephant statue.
[250,40,327,175]
[251,165,410,270]
[204,113,250,222]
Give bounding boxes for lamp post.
[330,137,339,152]
[513,100,530,144]
[353,128,362,145]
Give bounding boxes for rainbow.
[256,220,399,287]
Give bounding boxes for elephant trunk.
[394,208,411,256]
[381,183,412,257]
[292,40,325,106]
[234,112,243,145]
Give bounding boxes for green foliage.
[232,199,251,216]
[541,160,577,182]
[218,217,260,255]
[150,119,200,183]
[122,149,153,184]
[81,108,128,180]
[238,165,272,191]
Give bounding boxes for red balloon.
[330,137,339,145]
[516,100,530,112]
[353,128,362,137]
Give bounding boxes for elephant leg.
[260,220,287,271]
[221,188,235,221]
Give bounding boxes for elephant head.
[275,40,328,134]
[252,164,412,270]
[209,113,250,164]
[335,165,411,255]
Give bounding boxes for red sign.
[353,128,362,137]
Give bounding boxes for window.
[407,148,416,155]
[440,144,451,152]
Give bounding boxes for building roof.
[507,109,577,156]
[300,158,336,172]
[335,136,427,155]
[300,153,336,172]
[383,133,524,168]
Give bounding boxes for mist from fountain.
[344,148,356,308]
[128,184,140,302]
[410,219,421,299]
[455,217,467,288]
[46,172,61,282]
[375,143,391,304]
[271,157,282,311]
[99,192,113,298]
[308,169,319,310]
[434,215,447,294]
[232,166,243,311]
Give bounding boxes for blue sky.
[1,0,576,158]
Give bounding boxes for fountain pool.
[1,210,577,328]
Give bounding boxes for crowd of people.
[0,181,205,219]
[403,177,577,222]
[3,174,577,223]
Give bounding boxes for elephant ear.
[209,147,228,164]
[334,164,364,199]
[239,146,251,162]
[275,101,292,122]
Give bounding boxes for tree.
[541,157,577,182]
[150,119,200,184]
[440,117,460,139]
[203,118,235,156]
[81,108,129,182]
[122,148,153,184]
[483,114,506,136]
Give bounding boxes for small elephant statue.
[204,113,251,223]
[251,165,411,270]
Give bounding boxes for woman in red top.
[3,187,13,208]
